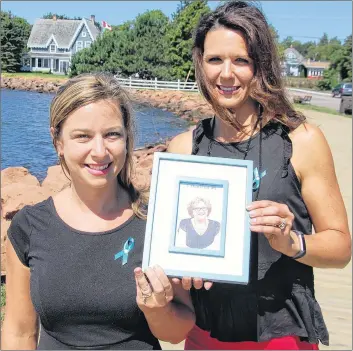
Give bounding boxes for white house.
[22,15,101,74]
[282,46,330,79]
[282,47,305,77]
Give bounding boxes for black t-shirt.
[7,197,161,350]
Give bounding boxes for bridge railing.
[114,76,199,91]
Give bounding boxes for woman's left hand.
[247,200,298,257]
[135,265,174,313]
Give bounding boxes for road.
[287,88,341,111]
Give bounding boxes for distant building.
[21,15,101,74]
[282,47,330,79]
[299,60,331,79]
[282,47,304,77]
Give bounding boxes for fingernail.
[246,204,253,210]
[249,210,255,217]
[134,268,143,275]
[250,218,256,224]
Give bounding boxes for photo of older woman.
[176,197,221,250]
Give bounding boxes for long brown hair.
[50,73,147,218]
[192,0,306,131]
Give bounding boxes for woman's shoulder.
[289,122,326,143]
[289,122,333,181]
[10,197,52,226]
[209,219,220,229]
[167,129,194,155]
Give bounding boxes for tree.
[166,0,210,80]
[42,12,82,20]
[1,11,31,72]
[130,10,171,79]
[317,34,351,90]
[71,10,171,79]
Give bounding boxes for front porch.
[24,55,71,75]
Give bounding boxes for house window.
[50,44,56,53]
[82,32,86,37]
[76,41,83,51]
[85,41,92,48]
[31,58,35,67]
[43,58,49,68]
[38,58,42,68]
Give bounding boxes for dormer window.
[82,32,87,37]
[50,44,56,53]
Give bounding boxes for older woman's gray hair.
[187,197,212,217]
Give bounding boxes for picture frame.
[142,152,254,284]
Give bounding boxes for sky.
[2,1,352,43]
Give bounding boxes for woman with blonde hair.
[168,1,351,349]
[2,73,195,350]
[177,197,220,250]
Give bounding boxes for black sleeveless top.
[190,118,329,345]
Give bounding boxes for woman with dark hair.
[168,1,351,350]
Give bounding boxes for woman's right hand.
[171,277,213,290]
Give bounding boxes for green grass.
[3,72,68,81]
[294,103,351,118]
[1,283,5,322]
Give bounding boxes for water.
[1,89,188,181]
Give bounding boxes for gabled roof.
[284,47,304,62]
[27,18,100,49]
[301,60,331,69]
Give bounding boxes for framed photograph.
[169,177,228,258]
[142,152,253,284]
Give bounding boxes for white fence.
[114,76,199,91]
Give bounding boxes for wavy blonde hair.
[50,73,147,218]
[187,197,212,217]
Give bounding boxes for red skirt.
[185,325,319,350]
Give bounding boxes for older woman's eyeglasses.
[193,207,207,212]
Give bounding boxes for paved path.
[287,89,341,111]
[161,109,352,350]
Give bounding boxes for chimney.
[53,14,57,21]
[90,15,95,23]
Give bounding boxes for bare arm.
[1,240,39,350]
[291,123,351,268]
[167,130,193,155]
[143,280,195,344]
[135,266,195,344]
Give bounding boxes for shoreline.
[1,76,214,125]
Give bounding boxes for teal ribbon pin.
[114,237,135,265]
[253,167,267,190]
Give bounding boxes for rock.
[1,167,40,188]
[138,156,153,169]
[1,220,10,252]
[41,165,71,193]
[1,184,52,220]
[1,253,6,276]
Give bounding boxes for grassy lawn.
[1,283,5,322]
[294,103,351,118]
[3,72,68,81]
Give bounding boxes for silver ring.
[278,218,286,230]
[141,291,152,304]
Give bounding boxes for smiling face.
[192,201,208,221]
[55,100,127,190]
[202,27,255,111]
